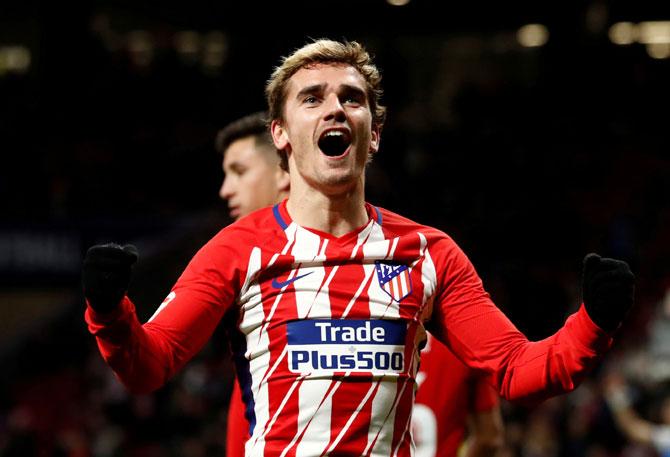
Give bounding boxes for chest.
[238,226,438,325]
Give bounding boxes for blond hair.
[265,39,386,127]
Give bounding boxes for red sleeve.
[430,238,613,405]
[85,233,242,393]
[226,380,250,457]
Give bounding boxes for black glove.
[82,243,139,314]
[581,253,635,333]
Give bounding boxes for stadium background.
[1,1,669,455]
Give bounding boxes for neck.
[286,184,368,237]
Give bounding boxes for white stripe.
[387,236,399,259]
[292,227,329,319]
[362,381,398,456]
[391,276,400,300]
[366,376,414,457]
[147,291,175,322]
[239,247,268,457]
[399,271,409,297]
[254,346,287,397]
[364,345,419,457]
[282,378,342,457]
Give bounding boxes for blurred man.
[216,111,289,220]
[605,374,670,457]
[217,114,503,457]
[83,39,635,457]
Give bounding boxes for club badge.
[375,261,412,302]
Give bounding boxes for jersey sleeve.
[429,237,613,405]
[85,232,243,393]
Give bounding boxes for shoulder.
[373,205,476,275]
[374,205,457,247]
[202,206,288,255]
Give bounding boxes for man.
[83,39,635,457]
[216,111,290,220]
[217,114,503,457]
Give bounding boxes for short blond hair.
[265,39,386,128]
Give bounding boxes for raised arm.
[430,244,634,405]
[83,241,237,393]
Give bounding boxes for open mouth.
[318,130,352,157]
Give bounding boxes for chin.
[318,172,360,195]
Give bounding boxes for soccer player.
[83,39,635,457]
[216,114,503,457]
[216,111,290,221]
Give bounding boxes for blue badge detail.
[271,271,313,289]
[374,261,413,302]
[286,319,406,374]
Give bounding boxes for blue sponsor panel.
[286,320,407,374]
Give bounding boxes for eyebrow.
[295,83,367,100]
[296,84,325,99]
[340,84,367,100]
[224,160,246,173]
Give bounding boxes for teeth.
[325,131,344,137]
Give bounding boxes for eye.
[228,165,246,176]
[303,95,319,104]
[342,92,364,106]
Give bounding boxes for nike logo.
[272,272,313,289]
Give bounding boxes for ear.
[271,119,289,150]
[369,123,381,154]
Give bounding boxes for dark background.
[1,1,669,456]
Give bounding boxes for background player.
[217,113,504,457]
[412,335,503,457]
[216,111,290,220]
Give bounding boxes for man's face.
[271,63,380,195]
[219,136,287,220]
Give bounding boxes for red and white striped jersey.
[86,200,613,457]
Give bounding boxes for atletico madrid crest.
[374,261,413,302]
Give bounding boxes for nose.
[219,176,234,201]
[323,93,346,122]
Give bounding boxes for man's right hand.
[82,243,139,314]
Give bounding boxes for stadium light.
[127,31,154,67]
[637,21,670,44]
[0,46,31,75]
[608,22,638,45]
[646,42,670,59]
[517,24,549,48]
[387,0,411,6]
[174,30,201,65]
